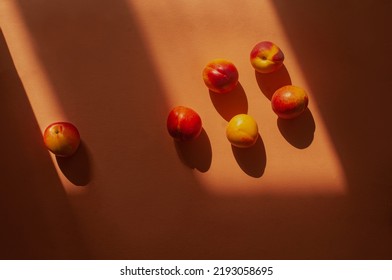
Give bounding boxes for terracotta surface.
[0,0,391,259]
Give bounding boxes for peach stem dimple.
[54,125,63,134]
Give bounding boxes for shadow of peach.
[56,141,92,186]
[174,128,212,172]
[209,82,248,121]
[277,108,315,149]
[231,135,266,178]
[255,65,292,100]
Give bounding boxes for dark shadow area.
[277,108,315,149]
[209,82,248,121]
[0,29,88,259]
[231,135,266,178]
[255,65,291,100]
[174,129,212,172]
[177,194,391,259]
[271,0,392,258]
[56,141,92,186]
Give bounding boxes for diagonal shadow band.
[0,27,88,259]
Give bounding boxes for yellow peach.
[226,114,259,148]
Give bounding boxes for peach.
[167,106,202,141]
[250,41,285,74]
[271,85,309,119]
[202,59,239,94]
[226,114,259,148]
[43,122,81,157]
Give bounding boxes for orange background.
[0,0,391,259]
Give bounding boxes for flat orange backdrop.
[0,0,391,259]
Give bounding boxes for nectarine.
[43,122,81,157]
[202,59,239,94]
[167,106,202,141]
[226,114,259,148]
[271,85,309,119]
[250,41,285,74]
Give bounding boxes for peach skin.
[226,114,259,148]
[43,122,81,157]
[271,85,309,119]
[202,59,239,94]
[250,41,285,74]
[167,106,203,141]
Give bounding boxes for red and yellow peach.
[250,41,285,74]
[271,85,309,119]
[167,106,203,141]
[43,122,81,157]
[202,59,239,94]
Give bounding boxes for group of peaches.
[42,41,308,158]
[167,41,309,148]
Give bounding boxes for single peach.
[167,106,203,141]
[202,59,239,94]
[226,114,259,148]
[43,122,81,157]
[250,41,285,74]
[271,85,309,119]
